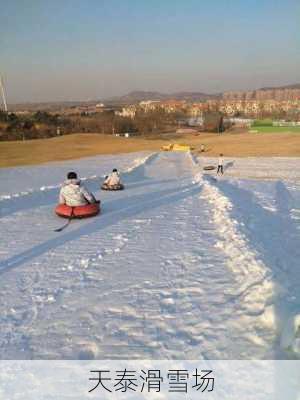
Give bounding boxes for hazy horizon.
[6,83,300,106]
[1,0,300,104]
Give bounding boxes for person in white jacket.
[217,154,224,175]
[105,169,121,187]
[59,172,96,206]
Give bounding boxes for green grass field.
[250,126,300,133]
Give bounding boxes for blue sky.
[1,0,299,103]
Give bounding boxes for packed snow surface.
[0,152,299,359]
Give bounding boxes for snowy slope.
[0,152,151,200]
[0,152,299,360]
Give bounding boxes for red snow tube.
[101,183,124,191]
[55,201,101,219]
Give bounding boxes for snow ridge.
[190,153,300,358]
[201,178,274,313]
[190,153,273,308]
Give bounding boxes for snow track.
[0,152,299,359]
[201,179,274,314]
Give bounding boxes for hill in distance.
[105,83,300,104]
[105,90,220,104]
[8,83,300,110]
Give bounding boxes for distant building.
[226,117,253,127]
[187,103,207,117]
[159,100,186,113]
[273,120,300,126]
[139,100,161,112]
[188,116,204,127]
[223,88,300,101]
[115,105,137,118]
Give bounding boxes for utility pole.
[0,76,8,113]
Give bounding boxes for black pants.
[217,165,223,174]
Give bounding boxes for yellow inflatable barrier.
[173,144,191,152]
[161,144,173,151]
[161,143,191,152]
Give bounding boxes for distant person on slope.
[105,168,121,187]
[59,171,96,206]
[217,154,224,175]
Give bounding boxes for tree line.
[0,107,232,141]
[0,108,181,141]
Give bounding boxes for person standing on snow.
[217,153,224,175]
[59,171,96,206]
[105,168,121,187]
